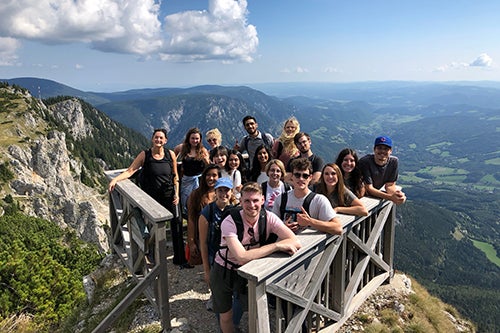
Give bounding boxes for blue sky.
[0,0,498,91]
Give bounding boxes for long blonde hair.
[278,117,300,156]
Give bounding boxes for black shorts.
[210,263,248,314]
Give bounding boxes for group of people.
[108,115,406,333]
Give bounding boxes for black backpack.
[278,191,317,220]
[218,206,278,269]
[207,202,235,261]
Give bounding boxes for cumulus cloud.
[0,37,21,66]
[160,0,257,62]
[281,67,309,73]
[434,53,494,72]
[0,0,257,64]
[470,53,493,67]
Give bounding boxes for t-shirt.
[263,181,287,211]
[286,153,324,174]
[239,131,274,163]
[213,210,289,267]
[358,154,399,189]
[326,187,357,208]
[272,189,336,224]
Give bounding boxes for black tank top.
[140,149,174,199]
[182,155,206,176]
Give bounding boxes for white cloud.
[323,67,340,73]
[0,0,257,64]
[0,37,21,66]
[75,64,83,70]
[434,53,495,73]
[470,53,493,67]
[295,66,309,73]
[160,0,257,62]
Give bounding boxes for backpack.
[218,206,278,269]
[207,202,235,262]
[242,132,273,153]
[278,191,317,220]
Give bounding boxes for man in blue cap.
[358,136,406,204]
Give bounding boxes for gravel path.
[128,246,248,333]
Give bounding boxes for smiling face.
[205,169,219,188]
[228,154,240,170]
[257,148,269,165]
[212,153,227,168]
[151,130,167,147]
[206,136,219,148]
[284,120,297,136]
[291,168,312,190]
[374,145,392,166]
[267,163,282,182]
[189,133,201,147]
[241,190,264,222]
[244,119,258,136]
[322,165,338,188]
[215,186,232,204]
[341,154,356,174]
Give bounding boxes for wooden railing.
[99,169,395,333]
[238,196,395,333]
[93,170,173,333]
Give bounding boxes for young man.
[275,158,342,235]
[234,115,274,163]
[210,182,301,333]
[358,136,406,205]
[284,132,324,185]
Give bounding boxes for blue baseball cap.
[374,136,393,148]
[214,177,233,190]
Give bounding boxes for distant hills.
[3,76,499,331]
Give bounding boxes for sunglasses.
[293,172,311,179]
[207,138,217,143]
[247,227,257,245]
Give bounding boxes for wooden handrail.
[93,171,173,333]
[101,169,397,333]
[238,196,395,332]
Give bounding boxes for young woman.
[249,144,271,183]
[174,128,210,216]
[108,129,189,267]
[206,128,223,151]
[226,149,246,199]
[261,159,290,211]
[210,146,229,178]
[315,163,368,216]
[272,117,300,166]
[186,164,220,266]
[198,177,242,329]
[335,148,366,198]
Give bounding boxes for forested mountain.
[2,78,499,332]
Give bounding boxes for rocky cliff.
[0,85,111,251]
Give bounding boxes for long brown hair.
[316,163,346,207]
[180,127,205,160]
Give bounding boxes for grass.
[471,239,500,267]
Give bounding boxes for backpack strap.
[279,190,288,220]
[276,141,284,158]
[279,190,315,220]
[261,181,268,199]
[302,192,317,214]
